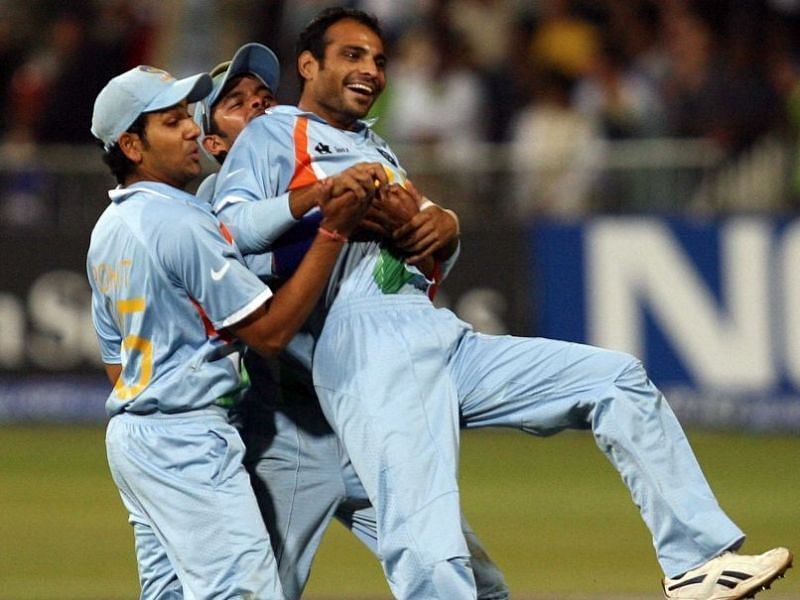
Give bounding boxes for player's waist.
[111,403,229,422]
[326,293,434,324]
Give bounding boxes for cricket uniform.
[202,146,508,599]
[215,106,744,598]
[87,181,283,600]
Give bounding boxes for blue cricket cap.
[91,65,213,150]
[195,42,280,136]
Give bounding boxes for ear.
[118,132,143,164]
[297,50,319,84]
[202,134,228,158]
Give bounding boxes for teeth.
[347,83,373,94]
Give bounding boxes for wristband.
[419,199,435,211]
[318,226,348,243]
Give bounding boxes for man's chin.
[347,97,375,116]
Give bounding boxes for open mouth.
[346,82,375,98]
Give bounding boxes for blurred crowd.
[3,0,800,217]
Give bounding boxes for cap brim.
[207,43,280,108]
[145,72,213,113]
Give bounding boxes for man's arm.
[104,363,122,386]
[225,185,374,357]
[362,182,461,277]
[216,161,389,255]
[392,180,459,265]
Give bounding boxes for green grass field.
[1,425,797,599]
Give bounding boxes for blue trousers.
[106,406,283,599]
[237,375,509,600]
[312,295,744,599]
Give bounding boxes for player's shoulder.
[245,106,299,136]
[195,173,217,205]
[366,126,393,152]
[127,184,214,236]
[230,107,298,157]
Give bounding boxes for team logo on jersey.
[376,147,398,167]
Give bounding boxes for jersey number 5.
[114,298,153,400]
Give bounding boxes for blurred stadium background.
[1,0,799,598]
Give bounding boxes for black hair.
[295,7,383,91]
[100,113,148,185]
[205,106,227,166]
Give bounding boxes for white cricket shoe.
[662,547,793,600]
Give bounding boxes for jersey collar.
[267,105,378,132]
[108,181,201,206]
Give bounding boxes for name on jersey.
[91,259,133,294]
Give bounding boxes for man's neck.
[297,99,357,131]
[125,172,188,191]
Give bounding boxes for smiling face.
[118,100,202,189]
[203,74,276,159]
[298,18,386,130]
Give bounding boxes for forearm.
[288,185,323,219]
[104,363,122,386]
[218,194,295,254]
[218,184,329,256]
[420,199,460,262]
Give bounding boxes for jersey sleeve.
[212,118,298,255]
[86,264,122,364]
[157,210,273,330]
[439,240,461,282]
[92,290,122,365]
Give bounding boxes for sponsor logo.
[314,142,332,155]
[210,261,231,281]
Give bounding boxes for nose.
[360,58,379,77]
[185,118,201,140]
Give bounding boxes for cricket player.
[212,8,793,600]
[87,64,374,599]
[196,42,509,599]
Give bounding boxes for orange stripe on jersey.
[289,117,319,190]
[219,222,234,245]
[189,297,233,343]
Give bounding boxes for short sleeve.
[157,210,272,329]
[87,272,122,364]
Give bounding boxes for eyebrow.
[341,44,387,64]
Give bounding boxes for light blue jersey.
[214,106,453,326]
[87,181,271,416]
